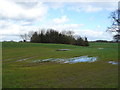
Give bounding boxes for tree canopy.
[29,29,89,46]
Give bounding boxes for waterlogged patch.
[98,48,104,49]
[32,56,97,64]
[56,49,71,51]
[64,56,97,64]
[108,61,118,65]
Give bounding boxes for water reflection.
[33,56,97,64]
[98,48,104,49]
[108,61,118,65]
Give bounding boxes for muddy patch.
[32,56,97,64]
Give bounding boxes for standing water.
[32,56,97,64]
[108,61,118,65]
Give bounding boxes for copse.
[30,29,89,46]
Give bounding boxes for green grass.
[2,42,118,88]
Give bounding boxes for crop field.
[2,42,118,88]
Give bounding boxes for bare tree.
[19,34,28,42]
[27,31,34,40]
[19,31,34,42]
[66,31,74,37]
[61,30,74,37]
[107,2,120,42]
[107,9,120,33]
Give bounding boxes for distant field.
[2,42,118,88]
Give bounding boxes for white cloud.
[0,0,48,21]
[47,2,64,10]
[0,21,22,35]
[0,0,48,41]
[39,24,83,30]
[74,29,113,41]
[30,0,119,2]
[0,20,83,40]
[53,16,69,24]
[84,5,102,12]
[68,2,117,13]
[0,20,40,41]
[0,19,39,35]
[96,25,101,28]
[71,4,103,13]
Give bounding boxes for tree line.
[20,29,89,46]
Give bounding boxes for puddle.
[64,56,97,64]
[56,49,71,51]
[98,48,104,49]
[108,61,118,65]
[32,56,97,64]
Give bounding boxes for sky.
[0,0,119,41]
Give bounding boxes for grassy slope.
[2,42,118,88]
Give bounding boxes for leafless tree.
[27,31,34,40]
[61,30,74,37]
[107,2,120,42]
[66,30,74,37]
[107,9,120,34]
[19,31,34,42]
[19,34,28,42]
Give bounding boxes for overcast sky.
[0,0,118,41]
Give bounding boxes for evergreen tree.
[30,29,89,46]
[30,32,40,43]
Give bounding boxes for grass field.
[2,42,118,88]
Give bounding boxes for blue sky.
[0,0,118,41]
